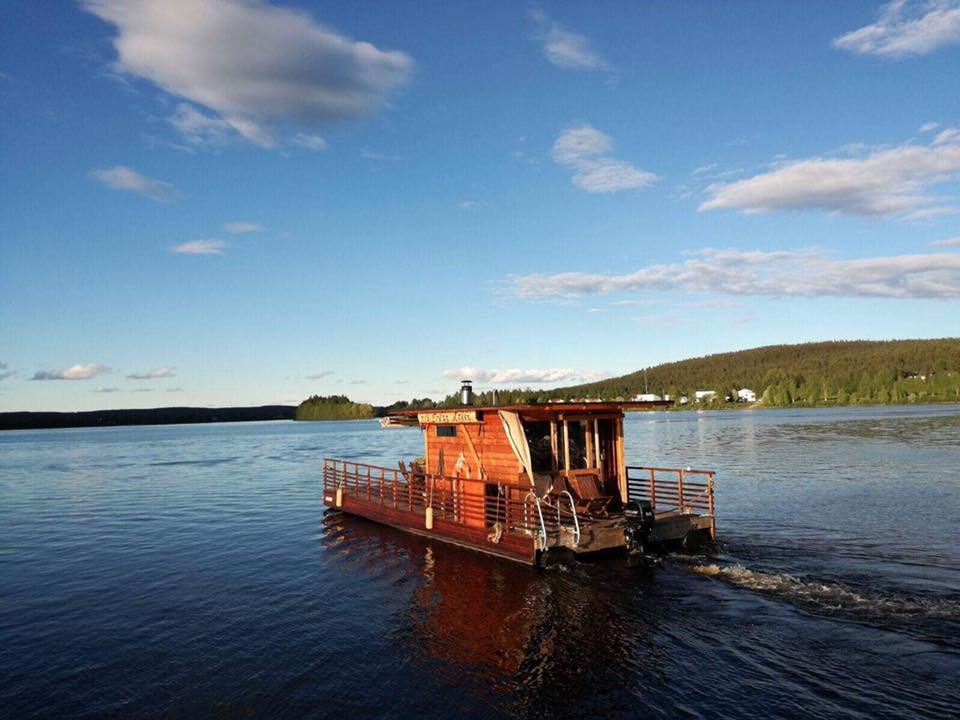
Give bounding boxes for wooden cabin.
[323,386,717,565]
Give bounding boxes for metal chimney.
[460,380,474,406]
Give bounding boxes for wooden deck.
[322,459,716,565]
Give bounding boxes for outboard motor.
[623,500,655,554]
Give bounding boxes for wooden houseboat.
[322,382,717,565]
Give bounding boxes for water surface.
[1,406,957,718]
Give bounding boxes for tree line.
[297,339,960,417]
[551,338,960,407]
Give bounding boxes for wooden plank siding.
[423,416,523,487]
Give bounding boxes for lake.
[1,405,958,719]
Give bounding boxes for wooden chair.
[559,469,613,517]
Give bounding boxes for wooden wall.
[423,416,523,486]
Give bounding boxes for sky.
[2,0,960,412]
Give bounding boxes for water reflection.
[319,509,753,717]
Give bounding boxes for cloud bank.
[509,248,960,300]
[82,0,413,148]
[90,166,175,201]
[834,0,960,57]
[32,363,111,381]
[443,367,608,385]
[552,125,658,193]
[699,130,960,217]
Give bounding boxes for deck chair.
[561,470,614,517]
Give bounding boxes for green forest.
[297,339,960,418]
[432,339,960,409]
[551,338,960,408]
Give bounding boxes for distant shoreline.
[6,399,958,432]
[0,406,296,431]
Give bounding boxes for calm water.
[1,406,958,719]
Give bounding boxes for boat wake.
[689,563,867,607]
[684,561,960,645]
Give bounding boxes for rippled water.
[1,406,958,719]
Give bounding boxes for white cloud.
[930,235,960,247]
[90,165,175,202]
[901,206,959,220]
[700,132,960,217]
[224,222,263,234]
[127,367,175,379]
[920,121,941,133]
[443,367,608,385]
[508,247,960,300]
[611,299,665,307]
[169,103,235,147]
[552,125,658,193]
[95,386,120,393]
[82,0,413,148]
[532,9,607,70]
[457,200,478,210]
[292,132,328,151]
[32,363,111,381]
[308,371,335,380]
[833,0,960,57]
[171,239,226,255]
[934,127,960,145]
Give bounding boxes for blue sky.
[2,0,960,412]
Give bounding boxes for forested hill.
[554,338,960,407]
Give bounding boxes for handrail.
[325,458,568,541]
[626,465,715,515]
[524,491,548,550]
[556,490,580,546]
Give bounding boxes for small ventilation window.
[436,425,457,437]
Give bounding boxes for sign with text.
[417,410,480,424]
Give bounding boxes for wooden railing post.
[707,472,714,516]
[648,467,657,509]
[677,469,685,513]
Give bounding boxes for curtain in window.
[499,410,534,488]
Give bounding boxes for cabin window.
[436,425,457,437]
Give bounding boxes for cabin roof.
[388,400,669,423]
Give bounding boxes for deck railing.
[626,466,715,518]
[323,458,586,547]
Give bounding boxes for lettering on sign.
[417,410,480,424]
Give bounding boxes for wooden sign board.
[417,410,481,424]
